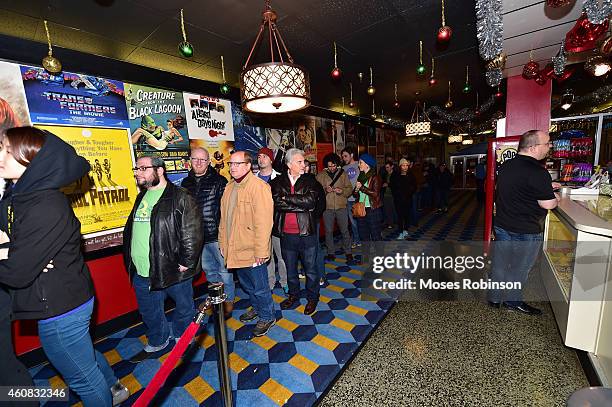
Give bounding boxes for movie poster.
[232,104,265,158]
[190,139,234,181]
[124,83,189,173]
[295,116,317,163]
[0,61,30,133]
[346,122,357,144]
[316,143,334,174]
[333,120,345,155]
[183,93,234,141]
[35,124,137,251]
[21,65,128,128]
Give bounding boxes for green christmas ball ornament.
[220,83,231,95]
[417,64,426,75]
[462,83,471,93]
[178,41,194,58]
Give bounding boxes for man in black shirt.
[488,130,560,315]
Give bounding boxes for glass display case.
[542,194,612,385]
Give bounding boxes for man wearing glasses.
[123,156,203,361]
[219,151,276,337]
[488,130,560,315]
[181,148,233,318]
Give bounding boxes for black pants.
[0,288,38,406]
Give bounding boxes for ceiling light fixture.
[584,54,611,77]
[447,133,463,143]
[240,0,310,113]
[561,89,574,110]
[462,138,474,145]
[406,101,431,136]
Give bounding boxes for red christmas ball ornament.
[540,64,555,79]
[546,0,571,7]
[437,26,452,43]
[331,67,342,80]
[475,109,481,117]
[393,100,400,109]
[522,60,540,79]
[495,91,504,100]
[428,77,437,86]
[565,14,609,53]
[554,66,576,83]
[348,100,356,108]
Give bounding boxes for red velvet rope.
[133,321,201,407]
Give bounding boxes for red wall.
[505,75,552,136]
[13,253,207,355]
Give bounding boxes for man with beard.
[123,156,203,362]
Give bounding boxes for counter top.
[554,194,612,237]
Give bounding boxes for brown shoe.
[223,301,234,319]
[304,300,318,315]
[280,295,299,310]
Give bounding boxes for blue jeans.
[133,275,195,348]
[347,200,361,243]
[235,263,275,321]
[356,207,383,242]
[488,226,543,303]
[281,233,319,301]
[38,298,116,406]
[202,241,235,301]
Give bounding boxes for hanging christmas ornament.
[475,0,503,61]
[474,93,481,117]
[522,51,540,79]
[393,83,400,108]
[348,82,356,108]
[367,67,376,96]
[416,40,426,75]
[341,96,347,118]
[437,0,452,43]
[330,41,342,80]
[463,66,471,93]
[494,85,504,100]
[555,65,575,82]
[371,99,377,120]
[42,20,62,74]
[552,40,567,76]
[178,9,194,57]
[445,80,454,109]
[601,35,612,55]
[485,52,506,87]
[358,72,364,83]
[565,13,609,53]
[429,57,437,86]
[584,0,612,25]
[534,74,548,86]
[546,0,572,7]
[219,55,231,95]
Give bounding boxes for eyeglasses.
[228,161,247,167]
[190,157,209,162]
[132,166,156,172]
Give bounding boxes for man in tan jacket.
[219,151,275,337]
[316,153,354,263]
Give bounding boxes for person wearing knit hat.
[354,154,383,263]
[258,147,275,163]
[399,158,409,166]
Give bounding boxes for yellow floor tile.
[103,349,122,366]
[288,354,318,375]
[252,335,276,350]
[121,373,142,395]
[272,293,285,303]
[346,304,368,316]
[338,276,356,284]
[260,378,294,406]
[326,284,344,293]
[330,318,354,332]
[49,375,66,390]
[202,334,215,349]
[225,318,244,332]
[319,295,332,303]
[229,352,249,373]
[312,334,339,351]
[276,318,298,332]
[184,376,215,404]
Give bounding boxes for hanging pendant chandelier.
[406,101,431,136]
[240,0,310,113]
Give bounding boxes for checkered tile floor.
[31,191,483,406]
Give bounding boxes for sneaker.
[351,243,359,249]
[298,273,306,279]
[239,308,258,322]
[396,231,407,240]
[282,285,289,295]
[111,381,130,406]
[319,277,326,286]
[252,319,275,337]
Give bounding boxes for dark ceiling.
[0,0,494,122]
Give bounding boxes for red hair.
[0,97,20,133]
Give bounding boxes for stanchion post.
[208,282,232,407]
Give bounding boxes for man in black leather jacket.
[181,147,233,318]
[271,148,325,315]
[123,156,203,362]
